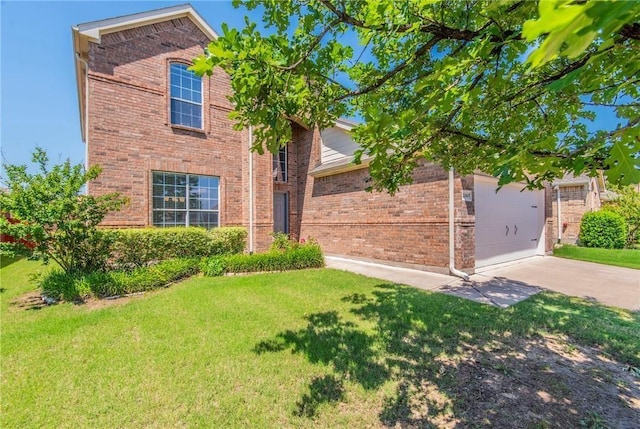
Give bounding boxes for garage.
[474,175,545,268]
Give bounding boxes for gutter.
[554,185,562,243]
[75,53,90,184]
[449,168,470,281]
[248,125,254,254]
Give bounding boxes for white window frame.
[273,145,287,183]
[151,171,220,228]
[169,63,203,129]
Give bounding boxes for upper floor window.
[170,63,202,129]
[273,145,287,182]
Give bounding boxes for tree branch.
[335,37,440,101]
[279,18,341,71]
[620,22,640,41]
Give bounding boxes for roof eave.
[72,26,87,143]
[75,4,218,44]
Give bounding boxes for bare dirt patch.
[10,291,150,311]
[10,290,48,311]
[387,334,640,428]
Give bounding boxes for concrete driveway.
[472,256,639,311]
[325,256,640,311]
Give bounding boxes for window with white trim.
[170,63,202,129]
[273,145,287,182]
[152,172,219,228]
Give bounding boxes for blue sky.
[0,1,259,172]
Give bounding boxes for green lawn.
[2,258,639,428]
[553,245,640,269]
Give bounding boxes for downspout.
[248,125,254,254]
[555,185,562,243]
[449,168,470,281]
[75,53,90,187]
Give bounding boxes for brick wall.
[292,124,475,273]
[546,181,601,245]
[86,18,252,233]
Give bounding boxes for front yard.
[2,257,639,428]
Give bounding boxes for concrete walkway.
[325,256,640,310]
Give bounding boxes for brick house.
[72,4,596,275]
[547,174,604,245]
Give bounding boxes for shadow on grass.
[0,255,22,269]
[254,282,640,427]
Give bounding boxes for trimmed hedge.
[201,243,324,276]
[209,227,248,255]
[106,227,246,268]
[41,258,200,302]
[579,211,628,249]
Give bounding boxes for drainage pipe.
[555,185,561,243]
[449,168,470,281]
[248,126,254,254]
[75,53,90,183]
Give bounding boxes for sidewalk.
[325,256,541,308]
[326,255,640,310]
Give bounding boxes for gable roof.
[73,3,217,44]
[72,4,217,142]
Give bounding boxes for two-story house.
[73,4,600,275]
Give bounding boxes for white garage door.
[474,175,545,268]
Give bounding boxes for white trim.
[74,4,217,43]
[273,145,288,183]
[309,156,372,178]
[333,118,358,131]
[151,171,220,228]
[169,62,203,130]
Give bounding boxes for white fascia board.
[75,4,218,43]
[333,118,360,131]
[309,156,372,178]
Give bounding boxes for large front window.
[170,63,202,129]
[152,172,219,228]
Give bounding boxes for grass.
[553,245,640,269]
[2,257,639,427]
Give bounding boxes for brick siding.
[291,124,475,272]
[86,19,245,230]
[546,182,601,245]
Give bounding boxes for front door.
[273,192,289,234]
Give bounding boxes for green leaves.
[605,139,640,185]
[192,0,640,192]
[0,148,128,273]
[524,0,640,68]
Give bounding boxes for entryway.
[273,192,289,234]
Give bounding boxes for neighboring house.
[72,4,594,275]
[548,174,604,245]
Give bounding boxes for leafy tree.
[0,148,128,273]
[603,185,640,247]
[192,0,639,193]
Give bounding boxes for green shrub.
[41,271,93,302]
[107,227,246,268]
[41,258,201,301]
[579,211,628,249]
[270,232,293,252]
[603,185,640,247]
[202,242,324,276]
[201,257,227,277]
[209,227,247,255]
